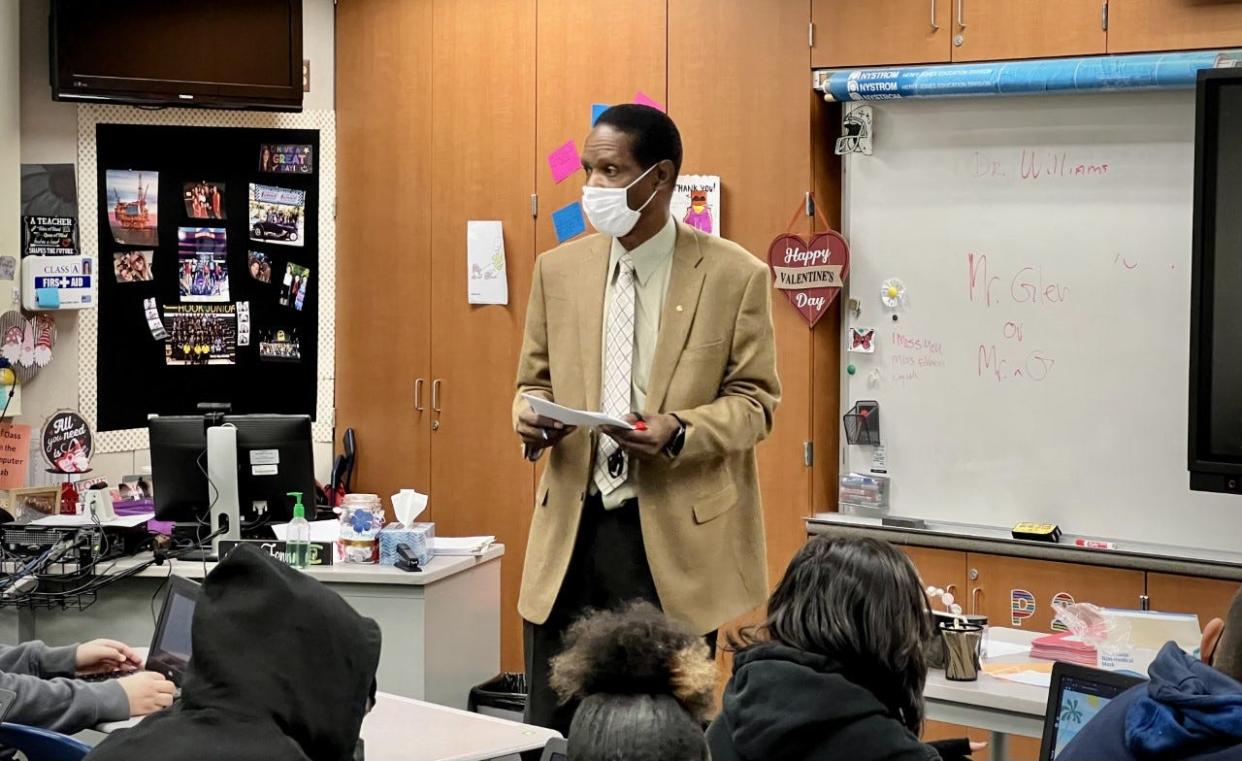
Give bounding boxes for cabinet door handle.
[931,0,939,31]
[956,0,965,28]
[414,379,425,412]
[971,587,982,615]
[431,379,442,413]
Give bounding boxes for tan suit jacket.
[512,221,780,635]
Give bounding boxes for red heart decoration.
[767,231,850,328]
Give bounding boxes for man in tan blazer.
[513,105,780,733]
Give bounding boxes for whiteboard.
[841,91,1242,552]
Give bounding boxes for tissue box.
[379,522,435,567]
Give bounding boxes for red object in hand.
[633,421,648,431]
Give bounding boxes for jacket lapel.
[576,236,611,411]
[645,223,706,415]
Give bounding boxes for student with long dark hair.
[550,602,715,761]
[707,533,980,761]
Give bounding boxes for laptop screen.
[1048,673,1135,759]
[146,577,200,684]
[156,591,196,661]
[539,738,567,761]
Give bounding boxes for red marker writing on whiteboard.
[1075,539,1117,550]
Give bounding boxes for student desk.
[1,547,504,709]
[96,691,560,761]
[924,628,1046,761]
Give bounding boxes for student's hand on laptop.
[118,671,177,716]
[75,638,143,676]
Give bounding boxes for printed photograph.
[258,327,301,362]
[260,144,313,174]
[113,250,155,283]
[183,181,226,220]
[248,251,273,283]
[248,183,305,246]
[164,305,237,366]
[105,169,159,246]
[11,486,60,522]
[279,262,310,311]
[177,227,230,302]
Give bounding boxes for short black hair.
[595,104,683,176]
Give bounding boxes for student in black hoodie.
[84,544,382,761]
[707,534,981,761]
[551,602,716,761]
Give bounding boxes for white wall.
[15,0,336,487]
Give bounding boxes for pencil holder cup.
[941,623,984,682]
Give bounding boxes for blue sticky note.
[36,288,59,309]
[552,202,586,243]
[591,103,609,127]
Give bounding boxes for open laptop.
[539,737,567,761]
[1039,661,1146,760]
[143,575,201,686]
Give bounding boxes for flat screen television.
[1188,67,1242,495]
[50,0,303,112]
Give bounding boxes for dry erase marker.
[1075,539,1117,550]
[631,413,648,432]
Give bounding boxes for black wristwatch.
[663,416,686,458]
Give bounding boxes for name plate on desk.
[218,540,334,566]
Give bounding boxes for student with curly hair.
[550,602,716,761]
[707,534,982,761]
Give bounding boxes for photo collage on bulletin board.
[93,124,320,433]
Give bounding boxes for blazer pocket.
[681,338,726,357]
[693,481,739,525]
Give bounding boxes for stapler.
[394,543,422,573]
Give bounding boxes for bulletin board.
[77,106,336,452]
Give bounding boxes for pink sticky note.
[547,140,581,184]
[634,90,665,112]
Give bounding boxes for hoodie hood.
[718,643,927,761]
[1125,641,1242,759]
[182,544,382,761]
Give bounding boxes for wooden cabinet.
[1147,573,1240,628]
[1108,0,1242,53]
[339,0,538,672]
[967,553,1144,632]
[812,0,951,68]
[900,545,967,601]
[428,0,537,673]
[951,0,1106,61]
[669,0,816,585]
[335,0,434,505]
[534,0,666,256]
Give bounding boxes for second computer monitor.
[225,414,315,524]
[149,413,315,527]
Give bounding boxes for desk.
[924,628,1046,761]
[97,691,559,761]
[2,547,505,709]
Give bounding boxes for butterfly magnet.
[848,327,876,354]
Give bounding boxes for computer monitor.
[145,576,201,686]
[149,416,210,523]
[1039,662,1145,760]
[148,413,315,528]
[225,414,315,524]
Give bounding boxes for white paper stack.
[431,536,495,556]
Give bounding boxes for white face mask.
[581,164,659,238]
